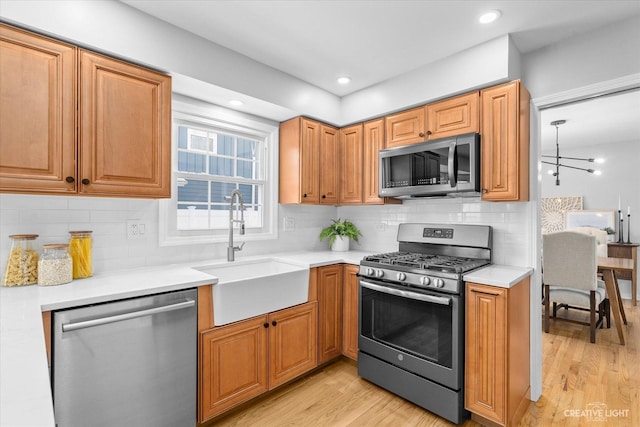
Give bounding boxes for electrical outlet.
[375,222,387,232]
[127,220,147,240]
[283,217,295,232]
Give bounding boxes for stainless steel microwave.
[379,132,480,198]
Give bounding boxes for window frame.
[159,96,279,247]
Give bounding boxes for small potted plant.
[603,227,616,242]
[319,219,362,252]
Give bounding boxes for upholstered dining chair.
[570,226,609,258]
[543,231,609,343]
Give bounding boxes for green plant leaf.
[319,218,362,245]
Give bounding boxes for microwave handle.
[448,142,457,188]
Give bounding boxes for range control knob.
[366,268,374,276]
[434,278,445,288]
[375,269,384,278]
[397,272,406,282]
[420,276,431,287]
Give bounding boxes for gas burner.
[363,252,489,274]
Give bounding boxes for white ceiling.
[119,0,640,150]
[121,0,640,96]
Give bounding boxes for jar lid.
[8,234,39,240]
[42,243,69,249]
[69,230,93,235]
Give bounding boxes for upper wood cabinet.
[339,124,363,205]
[385,106,428,148]
[363,119,384,204]
[319,124,340,204]
[279,117,338,204]
[480,81,530,202]
[0,24,172,198]
[0,23,76,194]
[79,50,171,197]
[426,92,479,139]
[465,278,530,427]
[342,264,359,360]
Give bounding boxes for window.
[160,96,278,246]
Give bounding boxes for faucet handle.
[235,242,245,251]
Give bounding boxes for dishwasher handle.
[62,299,196,332]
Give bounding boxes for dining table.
[598,256,634,345]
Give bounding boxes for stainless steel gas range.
[357,223,492,424]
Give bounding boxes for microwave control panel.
[423,228,454,239]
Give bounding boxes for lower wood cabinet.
[465,278,530,427]
[199,301,317,422]
[342,264,359,360]
[317,265,343,363]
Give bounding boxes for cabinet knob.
[322,195,326,199]
[65,176,75,183]
[481,188,488,194]
[263,322,269,328]
[303,193,307,198]
[419,132,425,138]
[271,320,277,327]
[81,178,90,185]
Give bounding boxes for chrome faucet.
[227,189,245,261]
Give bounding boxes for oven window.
[361,285,453,368]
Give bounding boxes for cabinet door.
[339,124,363,204]
[363,119,384,204]
[319,124,339,204]
[465,283,507,425]
[300,119,321,203]
[269,302,318,388]
[317,265,343,363]
[480,81,529,202]
[426,92,479,139]
[79,50,171,198]
[0,24,76,194]
[385,106,427,148]
[342,265,359,360]
[199,316,268,422]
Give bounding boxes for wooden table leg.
[602,269,625,345]
[612,271,627,325]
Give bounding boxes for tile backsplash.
[1,194,533,276]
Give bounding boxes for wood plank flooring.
[207,300,639,427]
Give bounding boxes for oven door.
[358,278,463,390]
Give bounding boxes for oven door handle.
[360,280,451,305]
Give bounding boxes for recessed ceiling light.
[229,99,244,107]
[479,10,501,24]
[337,76,351,85]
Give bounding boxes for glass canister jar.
[38,244,73,286]
[2,234,39,286]
[68,231,93,279]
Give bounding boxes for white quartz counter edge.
[0,250,366,427]
[463,264,534,288]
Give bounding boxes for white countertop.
[0,250,365,427]
[0,250,529,426]
[463,264,534,288]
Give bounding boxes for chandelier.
[541,120,603,186]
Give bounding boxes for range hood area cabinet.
[385,92,480,148]
[480,81,530,202]
[0,23,171,198]
[279,117,339,204]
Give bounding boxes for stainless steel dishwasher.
[52,288,197,427]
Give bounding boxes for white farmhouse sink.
[193,259,310,326]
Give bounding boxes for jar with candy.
[38,244,73,286]
[3,234,39,286]
[68,231,93,279]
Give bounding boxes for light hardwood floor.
[208,300,639,427]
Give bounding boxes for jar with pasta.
[38,244,72,286]
[3,234,39,286]
[68,231,93,279]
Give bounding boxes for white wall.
[0,194,335,272]
[522,15,640,98]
